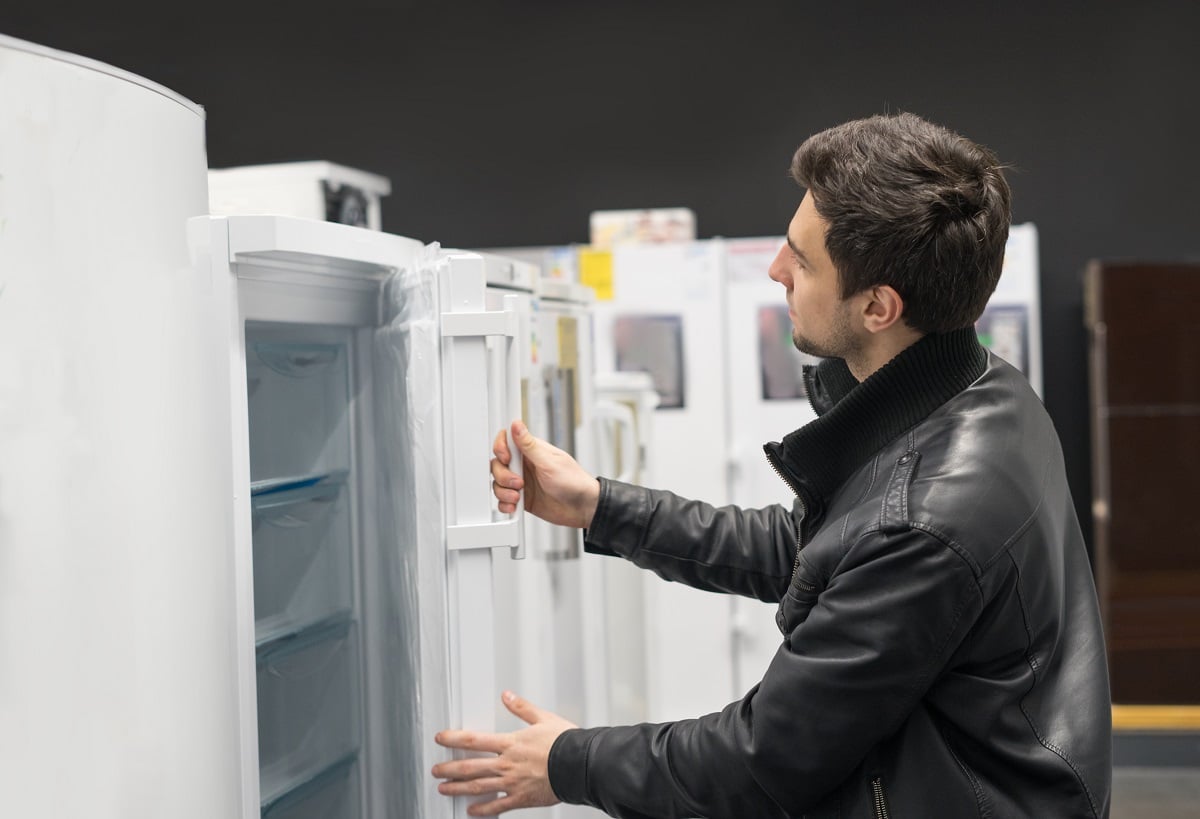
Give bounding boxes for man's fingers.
[435,776,506,798]
[490,461,524,492]
[467,793,523,817]
[501,691,548,726]
[492,428,511,464]
[431,756,506,781]
[435,729,511,755]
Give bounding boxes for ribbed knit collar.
[763,326,988,513]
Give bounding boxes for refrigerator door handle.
[593,399,639,484]
[441,299,526,559]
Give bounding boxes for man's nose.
[767,247,791,286]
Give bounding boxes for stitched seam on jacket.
[980,450,1054,572]
[846,528,981,720]
[907,521,985,584]
[878,432,918,530]
[1007,550,1101,819]
[939,724,992,819]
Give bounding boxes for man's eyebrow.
[786,235,808,262]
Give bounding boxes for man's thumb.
[502,690,545,725]
[512,420,539,455]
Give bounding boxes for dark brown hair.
[790,113,1011,334]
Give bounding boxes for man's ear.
[861,285,906,334]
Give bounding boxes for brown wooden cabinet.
[1086,262,1200,703]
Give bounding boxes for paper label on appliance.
[579,249,614,301]
[726,237,784,283]
[558,316,581,427]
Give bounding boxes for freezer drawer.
[250,472,353,646]
[246,334,353,481]
[256,617,361,807]
[262,755,360,819]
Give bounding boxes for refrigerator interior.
[245,321,365,817]
[203,216,522,819]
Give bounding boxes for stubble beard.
[791,313,860,362]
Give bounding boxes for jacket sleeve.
[549,527,983,818]
[583,478,801,604]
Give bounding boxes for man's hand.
[492,420,600,529]
[432,692,576,816]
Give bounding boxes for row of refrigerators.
[0,35,1043,819]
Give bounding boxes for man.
[432,113,1112,818]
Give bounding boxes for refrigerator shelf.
[256,609,353,661]
[250,470,349,499]
[251,470,349,526]
[260,750,358,818]
[253,341,341,379]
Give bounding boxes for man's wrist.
[579,477,601,530]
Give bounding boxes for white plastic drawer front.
[250,472,353,647]
[256,618,361,806]
[246,334,353,482]
[261,757,359,819]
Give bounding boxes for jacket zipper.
[871,777,891,819]
[764,447,808,586]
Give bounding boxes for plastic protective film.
[370,243,452,819]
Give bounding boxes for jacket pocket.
[777,558,822,634]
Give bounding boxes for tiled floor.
[1112,768,1200,818]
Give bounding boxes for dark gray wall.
[6,1,1199,550]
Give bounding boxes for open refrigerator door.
[191,215,524,819]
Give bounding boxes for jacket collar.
[764,326,988,511]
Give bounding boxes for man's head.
[788,112,1012,337]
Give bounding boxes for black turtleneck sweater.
[764,325,988,523]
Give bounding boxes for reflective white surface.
[0,37,241,818]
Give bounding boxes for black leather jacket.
[548,328,1111,818]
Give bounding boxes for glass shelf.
[260,750,359,818]
[251,471,349,527]
[256,610,353,659]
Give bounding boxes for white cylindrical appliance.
[0,36,241,818]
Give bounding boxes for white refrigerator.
[191,214,528,819]
[0,34,242,819]
[592,372,660,726]
[590,241,739,721]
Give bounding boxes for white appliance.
[985,223,1043,397]
[721,236,820,694]
[488,272,607,819]
[191,215,527,819]
[209,161,391,231]
[484,255,562,735]
[592,372,660,725]
[590,241,738,721]
[539,278,608,722]
[0,35,242,819]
